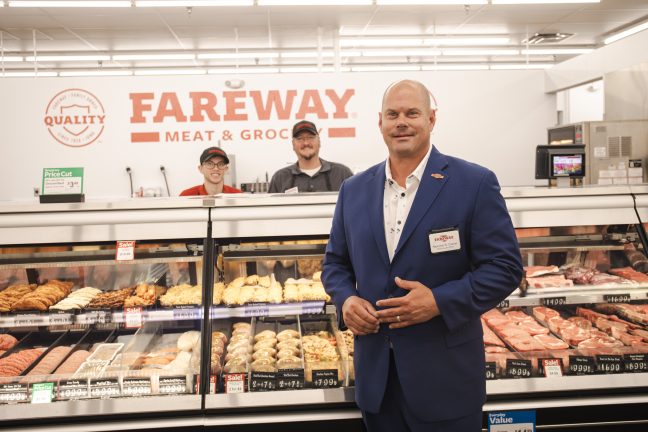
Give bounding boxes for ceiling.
[0,0,647,75]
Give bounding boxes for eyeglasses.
[203,160,228,170]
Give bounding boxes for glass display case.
[1,189,647,431]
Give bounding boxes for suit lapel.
[393,147,450,259]
[367,163,390,266]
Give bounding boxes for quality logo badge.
[44,88,106,147]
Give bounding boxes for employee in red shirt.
[180,147,242,196]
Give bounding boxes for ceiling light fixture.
[360,49,442,57]
[0,56,24,62]
[134,69,207,75]
[258,0,371,4]
[198,52,279,59]
[136,0,253,6]
[279,66,338,73]
[377,0,487,4]
[280,51,335,58]
[1,71,58,77]
[113,53,196,60]
[340,38,425,47]
[422,64,489,71]
[442,49,520,56]
[490,63,553,70]
[425,37,510,46]
[520,48,593,55]
[8,1,131,7]
[25,54,111,62]
[350,65,421,72]
[604,20,648,45]
[59,70,134,76]
[208,67,280,74]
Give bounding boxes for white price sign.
[115,240,135,261]
[31,382,54,404]
[124,306,143,328]
[542,359,563,378]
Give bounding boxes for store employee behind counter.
[268,120,353,193]
[322,79,523,432]
[180,146,242,196]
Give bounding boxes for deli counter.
[0,187,647,431]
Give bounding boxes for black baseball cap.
[200,147,229,164]
[292,120,318,138]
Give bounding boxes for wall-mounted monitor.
[535,144,586,180]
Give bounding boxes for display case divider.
[199,208,214,408]
[631,193,648,254]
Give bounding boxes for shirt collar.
[290,158,330,175]
[385,145,433,185]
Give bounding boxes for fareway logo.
[129,89,356,144]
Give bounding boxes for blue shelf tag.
[488,410,535,432]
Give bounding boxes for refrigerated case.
[0,188,648,431]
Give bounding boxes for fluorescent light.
[133,68,207,75]
[442,49,520,56]
[279,66,338,73]
[604,21,648,45]
[113,53,195,61]
[350,65,421,72]
[490,63,553,70]
[340,38,425,47]
[258,0,372,4]
[280,51,335,58]
[8,1,131,6]
[339,26,421,36]
[25,55,111,62]
[360,49,442,57]
[136,1,253,6]
[59,70,133,76]
[1,71,58,77]
[425,37,510,46]
[198,52,279,59]
[492,0,599,3]
[208,67,280,74]
[422,64,489,70]
[520,48,593,55]
[0,56,24,62]
[378,0,487,4]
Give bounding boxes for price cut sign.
[116,240,136,261]
[488,410,536,432]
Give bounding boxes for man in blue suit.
[322,80,522,431]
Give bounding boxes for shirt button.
[401,193,405,197]
[397,220,401,225]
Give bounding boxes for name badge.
[429,228,461,254]
[285,186,299,194]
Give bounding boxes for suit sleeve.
[433,170,523,333]
[322,182,358,316]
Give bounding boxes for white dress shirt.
[383,145,433,262]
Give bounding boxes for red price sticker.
[116,240,136,261]
[224,373,245,394]
[541,359,563,378]
[124,306,143,328]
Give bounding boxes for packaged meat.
[623,243,648,273]
[54,350,90,375]
[0,334,18,351]
[87,343,123,362]
[524,266,559,278]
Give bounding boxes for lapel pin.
[431,173,445,179]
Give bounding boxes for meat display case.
[0,188,648,431]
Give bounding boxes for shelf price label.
[596,355,624,374]
[224,373,246,394]
[173,308,201,321]
[124,306,143,329]
[603,294,631,303]
[485,362,497,380]
[57,379,88,400]
[506,359,532,379]
[249,372,277,392]
[277,370,305,390]
[49,313,72,326]
[159,376,188,395]
[311,369,339,388]
[89,378,120,399]
[568,356,596,375]
[244,303,269,318]
[624,354,648,373]
[497,300,510,309]
[122,378,152,396]
[539,358,563,378]
[488,410,536,432]
[540,296,567,307]
[15,313,46,327]
[0,383,29,403]
[115,240,136,261]
[301,301,326,315]
[30,382,54,404]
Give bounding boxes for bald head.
[381,80,432,113]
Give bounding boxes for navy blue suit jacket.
[322,146,523,422]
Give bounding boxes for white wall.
[0,70,554,200]
[561,80,605,124]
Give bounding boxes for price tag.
[122,377,152,396]
[568,356,596,375]
[159,376,188,394]
[42,167,84,195]
[0,383,29,403]
[115,240,136,261]
[624,354,648,373]
[15,313,46,327]
[224,373,246,394]
[541,296,567,307]
[57,379,88,400]
[49,313,72,326]
[497,300,510,309]
[173,308,201,321]
[301,301,326,315]
[506,359,532,379]
[603,294,631,303]
[30,382,54,404]
[244,303,269,318]
[539,358,563,378]
[124,306,143,329]
[311,369,339,388]
[89,378,120,398]
[488,410,536,432]
[485,362,497,380]
[249,371,277,392]
[277,369,305,390]
[596,355,624,374]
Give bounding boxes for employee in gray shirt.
[268,120,353,193]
